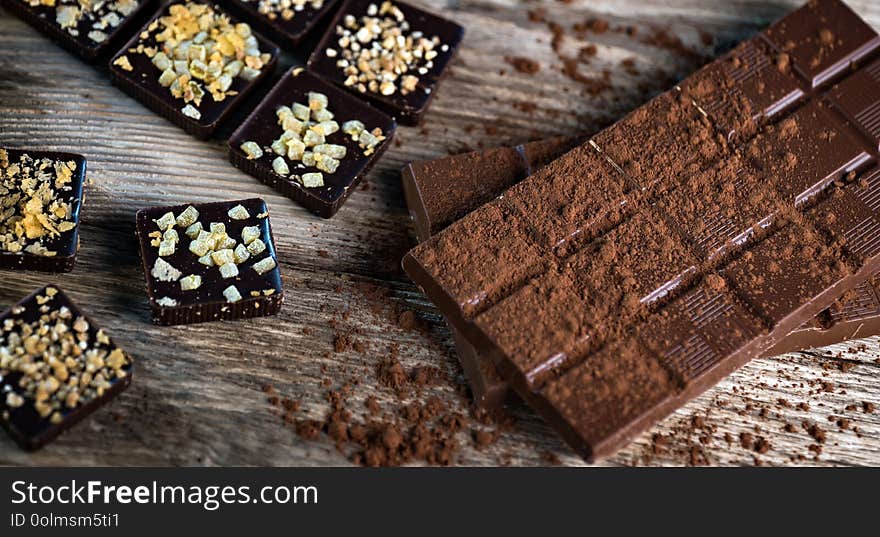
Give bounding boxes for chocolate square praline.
[306,0,464,125]
[228,68,396,218]
[0,286,134,451]
[0,0,158,62]
[136,198,284,325]
[216,0,342,51]
[0,147,86,273]
[108,0,280,139]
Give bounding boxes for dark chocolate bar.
[108,0,280,139]
[135,198,284,325]
[768,273,880,354]
[0,286,133,450]
[402,137,580,407]
[406,137,880,408]
[306,0,464,125]
[0,0,156,62]
[0,147,86,273]
[217,0,341,50]
[403,0,880,461]
[228,68,396,218]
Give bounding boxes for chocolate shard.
[108,0,280,139]
[401,137,582,243]
[0,147,86,273]
[0,0,157,62]
[228,68,396,218]
[0,286,134,450]
[135,198,284,325]
[306,0,464,125]
[403,0,880,460]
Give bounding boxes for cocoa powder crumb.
[739,432,754,450]
[505,56,541,75]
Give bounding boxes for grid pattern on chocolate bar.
[679,37,805,142]
[829,60,880,150]
[827,277,880,324]
[405,0,880,459]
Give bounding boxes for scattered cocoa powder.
[505,56,541,75]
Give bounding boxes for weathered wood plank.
[0,0,878,466]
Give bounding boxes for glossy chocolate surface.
[229,69,396,218]
[136,198,284,325]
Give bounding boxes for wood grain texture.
[0,0,878,466]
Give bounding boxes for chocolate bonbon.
[403,0,880,460]
[229,69,396,218]
[218,0,340,50]
[0,0,156,61]
[0,147,86,273]
[109,0,279,139]
[136,198,284,325]
[307,0,464,125]
[0,286,133,450]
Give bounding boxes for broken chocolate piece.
[307,0,464,125]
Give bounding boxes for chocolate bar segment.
[136,198,284,325]
[404,0,880,460]
[405,142,880,412]
[228,69,396,218]
[768,273,880,354]
[0,147,86,273]
[592,89,724,190]
[0,0,156,61]
[402,137,578,406]
[763,0,880,88]
[0,286,133,450]
[743,100,870,206]
[307,0,464,125]
[828,59,880,151]
[109,0,280,139]
[217,0,341,50]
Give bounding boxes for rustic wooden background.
[1,0,879,466]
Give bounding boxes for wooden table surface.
[1,0,879,466]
